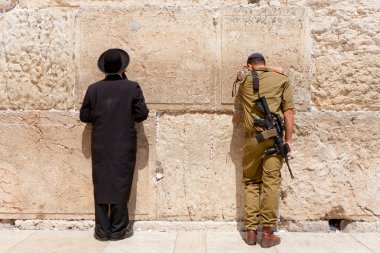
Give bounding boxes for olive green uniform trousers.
[243,134,283,231]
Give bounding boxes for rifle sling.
[252,71,259,92]
[250,70,277,142]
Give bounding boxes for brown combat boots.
[245,230,257,245]
[260,226,281,248]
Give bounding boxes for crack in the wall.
[54,143,80,152]
[356,204,380,220]
[0,201,21,211]
[347,180,380,220]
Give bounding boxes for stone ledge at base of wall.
[0,220,379,232]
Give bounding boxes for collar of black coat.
[104,74,128,81]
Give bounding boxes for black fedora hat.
[98,48,130,74]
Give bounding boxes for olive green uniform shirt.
[235,67,295,132]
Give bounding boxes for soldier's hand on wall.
[267,66,284,74]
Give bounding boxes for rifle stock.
[255,96,295,179]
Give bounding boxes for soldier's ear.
[248,64,255,71]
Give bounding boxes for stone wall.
[0,0,379,228]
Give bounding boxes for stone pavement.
[0,229,379,253]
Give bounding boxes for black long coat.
[79,75,149,204]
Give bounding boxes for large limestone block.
[0,112,156,220]
[1,9,76,110]
[75,7,216,108]
[0,112,92,219]
[220,6,312,111]
[293,0,380,110]
[156,113,245,221]
[281,111,380,221]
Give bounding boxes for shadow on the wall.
[128,122,149,223]
[229,109,245,232]
[81,124,92,158]
[81,122,149,227]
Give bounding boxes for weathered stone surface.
[220,6,312,110]
[154,111,380,222]
[280,221,330,232]
[1,9,76,110]
[0,112,92,218]
[341,221,380,233]
[281,111,380,221]
[2,111,376,222]
[0,112,156,220]
[15,219,95,230]
[75,7,216,108]
[11,220,380,232]
[13,220,240,231]
[0,16,7,109]
[0,0,17,12]
[298,0,379,110]
[156,113,244,221]
[19,0,242,8]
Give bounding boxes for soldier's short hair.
[247,52,266,65]
[247,57,265,66]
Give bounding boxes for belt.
[244,129,277,143]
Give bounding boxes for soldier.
[234,53,295,248]
[80,48,149,241]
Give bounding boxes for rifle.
[253,96,295,179]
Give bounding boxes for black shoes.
[94,228,133,242]
[94,233,110,241]
[94,228,134,241]
[110,228,134,241]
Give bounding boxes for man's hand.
[286,142,294,159]
[249,64,284,74]
[267,66,284,74]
